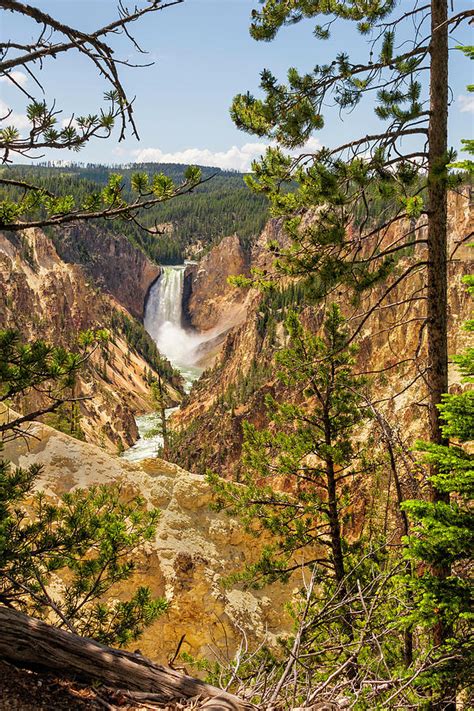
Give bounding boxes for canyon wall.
[171,190,473,487]
[52,223,160,320]
[184,233,250,333]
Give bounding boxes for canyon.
[2,0,472,705]
[170,189,473,489]
[6,188,469,491]
[0,225,181,452]
[0,181,472,682]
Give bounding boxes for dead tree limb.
[0,607,256,710]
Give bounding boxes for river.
[122,265,204,461]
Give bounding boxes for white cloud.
[0,100,30,131]
[132,137,323,172]
[458,94,474,114]
[132,141,271,172]
[298,136,323,154]
[0,71,28,87]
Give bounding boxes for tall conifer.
[231,3,472,686]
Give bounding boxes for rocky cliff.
[52,222,160,320]
[0,228,180,452]
[183,234,250,333]
[170,190,473,485]
[2,418,295,665]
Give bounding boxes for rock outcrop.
[2,418,294,665]
[184,234,250,333]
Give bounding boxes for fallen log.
[0,607,255,710]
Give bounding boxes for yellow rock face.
[2,417,295,664]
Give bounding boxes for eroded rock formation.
[53,223,161,320]
[184,234,250,333]
[2,419,295,664]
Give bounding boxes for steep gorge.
[0,226,181,452]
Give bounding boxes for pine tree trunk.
[427,5,448,458]
[326,455,357,680]
[156,374,169,455]
[326,459,346,586]
[427,1,453,708]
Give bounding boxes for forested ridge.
[1,162,268,263]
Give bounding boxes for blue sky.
[1,0,473,170]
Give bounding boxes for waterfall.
[123,265,205,461]
[144,265,204,371]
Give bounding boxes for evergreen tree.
[0,329,82,439]
[403,274,474,706]
[0,163,268,264]
[146,375,170,457]
[0,464,167,647]
[211,305,366,586]
[209,307,370,671]
[230,3,472,692]
[211,307,367,585]
[0,330,167,645]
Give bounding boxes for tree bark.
[0,607,255,710]
[427,0,450,618]
[427,7,449,456]
[325,443,356,679]
[157,373,169,455]
[427,2,454,709]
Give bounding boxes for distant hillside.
[3,163,269,264]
